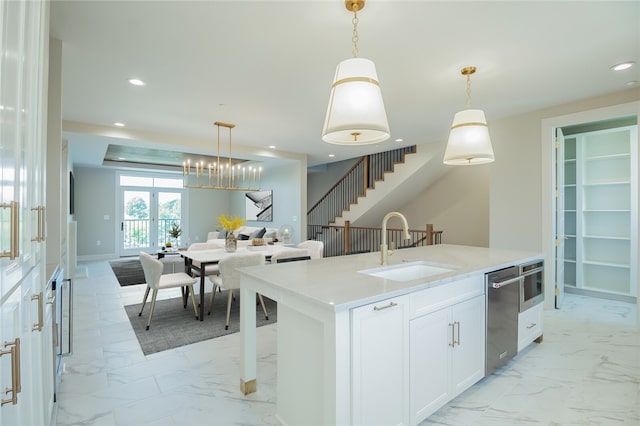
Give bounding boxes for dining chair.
[269,248,309,264]
[186,242,221,275]
[297,240,324,259]
[207,252,269,330]
[138,252,199,330]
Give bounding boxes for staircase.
[307,144,448,256]
[332,143,447,227]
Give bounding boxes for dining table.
[180,244,308,321]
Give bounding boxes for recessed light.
[611,61,635,71]
[268,145,276,149]
[328,154,335,158]
[395,138,403,142]
[113,122,125,127]
[626,80,638,87]
[128,78,146,86]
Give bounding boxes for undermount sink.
[358,261,457,282]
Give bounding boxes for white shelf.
[562,124,636,298]
[583,234,631,241]
[583,209,630,213]
[585,153,630,161]
[583,181,630,187]
[583,260,630,268]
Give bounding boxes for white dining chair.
[269,248,310,264]
[297,240,324,259]
[138,252,199,330]
[207,252,269,330]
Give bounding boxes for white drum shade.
[322,57,390,145]
[443,109,495,165]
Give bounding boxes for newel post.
[344,221,351,254]
[426,224,434,245]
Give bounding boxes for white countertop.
[239,244,542,311]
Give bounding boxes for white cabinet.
[562,124,637,297]
[351,295,409,426]
[410,294,485,425]
[0,0,52,425]
[518,303,543,353]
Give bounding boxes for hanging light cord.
[466,74,472,108]
[352,8,359,58]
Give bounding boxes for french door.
[119,188,183,256]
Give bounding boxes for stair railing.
[309,222,443,258]
[307,145,416,230]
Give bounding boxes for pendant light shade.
[443,66,495,165]
[443,109,494,165]
[322,0,390,146]
[322,57,390,145]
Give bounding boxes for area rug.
[124,291,277,355]
[110,259,145,286]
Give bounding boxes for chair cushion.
[158,272,197,289]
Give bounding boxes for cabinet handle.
[455,321,461,346]
[30,206,46,242]
[32,292,44,332]
[526,322,537,329]
[47,294,56,305]
[448,323,455,347]
[0,338,21,406]
[373,301,397,311]
[1,201,20,260]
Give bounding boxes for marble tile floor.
[55,260,639,426]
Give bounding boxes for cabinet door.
[0,287,26,425]
[352,295,408,426]
[450,295,485,397]
[410,307,451,425]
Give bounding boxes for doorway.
[118,173,186,257]
[542,101,639,317]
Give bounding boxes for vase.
[225,232,237,252]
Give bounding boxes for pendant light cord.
[466,74,472,108]
[352,8,359,58]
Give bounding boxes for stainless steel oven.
[519,260,544,312]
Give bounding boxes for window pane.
[120,175,153,187]
[154,177,182,188]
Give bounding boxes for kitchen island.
[238,244,543,426]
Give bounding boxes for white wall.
[490,88,640,251]
[307,158,359,210]
[230,160,306,243]
[400,165,490,247]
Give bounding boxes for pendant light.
[322,0,390,145]
[443,66,495,165]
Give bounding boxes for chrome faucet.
[381,211,411,265]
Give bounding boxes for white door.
[450,295,485,397]
[120,189,183,256]
[352,296,408,426]
[555,127,565,308]
[410,307,451,425]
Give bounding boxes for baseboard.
[78,253,117,262]
[564,286,637,304]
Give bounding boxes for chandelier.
[183,121,263,191]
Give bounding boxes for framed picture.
[245,190,272,221]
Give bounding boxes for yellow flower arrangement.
[217,214,246,233]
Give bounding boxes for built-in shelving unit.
[563,123,637,298]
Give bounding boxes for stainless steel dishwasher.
[485,265,520,375]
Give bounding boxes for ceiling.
[50,1,640,170]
